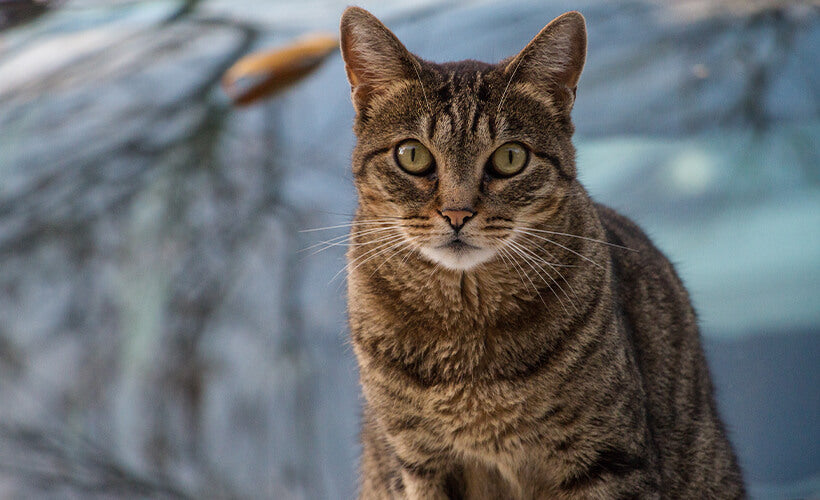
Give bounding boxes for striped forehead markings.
[427,71,495,144]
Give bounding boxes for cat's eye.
[490,142,528,177]
[395,139,433,175]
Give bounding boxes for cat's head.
[341,7,586,271]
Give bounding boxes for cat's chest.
[427,383,527,449]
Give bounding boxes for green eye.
[490,142,528,177]
[395,139,433,175]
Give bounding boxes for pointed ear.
[340,7,418,113]
[504,11,586,110]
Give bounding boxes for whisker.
[494,247,523,291]
[411,59,432,115]
[299,226,397,255]
[329,234,406,284]
[497,54,525,114]
[399,241,417,267]
[499,243,549,308]
[332,231,409,251]
[514,229,604,270]
[504,241,566,314]
[514,235,584,308]
[300,226,399,254]
[499,235,577,268]
[329,232,403,270]
[427,260,441,279]
[523,239,579,269]
[495,244,531,299]
[518,227,636,252]
[299,219,401,232]
[309,211,424,220]
[508,238,577,313]
[497,246,534,297]
[371,240,414,276]
[336,238,408,288]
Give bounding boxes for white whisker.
[497,54,525,114]
[330,234,406,285]
[515,235,584,308]
[299,219,402,233]
[499,244,549,308]
[504,241,566,314]
[495,245,529,296]
[341,239,407,286]
[495,245,528,295]
[300,226,399,254]
[427,260,441,278]
[514,228,604,270]
[399,242,417,267]
[329,233,404,278]
[519,226,636,252]
[371,240,414,276]
[508,238,577,313]
[411,59,432,115]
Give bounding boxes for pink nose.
[439,208,475,230]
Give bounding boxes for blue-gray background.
[0,0,817,498]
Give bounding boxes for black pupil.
[411,147,416,162]
[508,149,513,164]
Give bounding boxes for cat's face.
[341,8,586,271]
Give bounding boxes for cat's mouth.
[439,238,480,252]
[419,236,496,271]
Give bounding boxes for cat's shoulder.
[594,203,651,250]
[593,202,681,281]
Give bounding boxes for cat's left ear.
[504,11,587,110]
[340,7,420,114]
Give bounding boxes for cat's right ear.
[340,7,418,113]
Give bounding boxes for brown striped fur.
[340,7,745,499]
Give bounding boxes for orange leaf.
[222,33,339,106]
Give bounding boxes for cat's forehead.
[426,60,502,93]
[434,59,497,74]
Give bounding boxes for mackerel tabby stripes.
[340,6,745,499]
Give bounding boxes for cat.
[339,6,745,499]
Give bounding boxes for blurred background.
[0,0,818,498]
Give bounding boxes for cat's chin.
[419,243,496,271]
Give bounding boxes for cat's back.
[595,203,745,497]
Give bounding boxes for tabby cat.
[339,7,744,499]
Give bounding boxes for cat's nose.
[439,208,475,231]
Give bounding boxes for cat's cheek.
[481,179,513,201]
[409,176,438,201]
[366,172,434,206]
